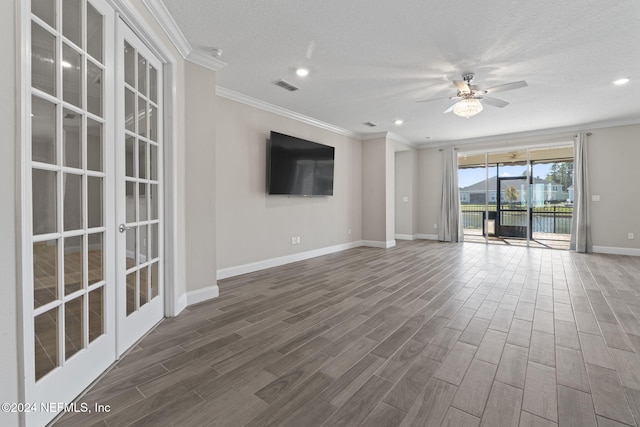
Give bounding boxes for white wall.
[588,124,640,252]
[395,150,418,238]
[184,62,217,292]
[385,140,396,243]
[362,138,387,243]
[1,0,19,423]
[417,147,443,238]
[215,96,363,271]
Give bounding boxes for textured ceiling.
[161,0,640,145]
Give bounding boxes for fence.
[461,205,572,236]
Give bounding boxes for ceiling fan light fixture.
[453,98,483,118]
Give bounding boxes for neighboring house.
[567,185,574,203]
[460,176,569,206]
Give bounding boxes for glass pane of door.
[530,146,574,249]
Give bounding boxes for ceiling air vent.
[273,79,299,92]
[363,121,378,127]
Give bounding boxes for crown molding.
[386,132,419,148]
[216,86,361,138]
[417,117,640,149]
[141,0,191,57]
[359,132,388,141]
[186,49,228,72]
[142,0,227,71]
[360,132,419,148]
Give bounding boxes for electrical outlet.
[434,223,438,229]
[291,237,297,245]
[629,233,635,240]
[296,236,301,244]
[592,195,600,202]
[348,228,351,235]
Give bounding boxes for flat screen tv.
[267,131,334,196]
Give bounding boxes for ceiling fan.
[417,73,528,118]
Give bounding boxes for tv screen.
[267,131,334,196]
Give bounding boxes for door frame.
[17,0,180,425]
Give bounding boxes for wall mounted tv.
[267,131,335,196]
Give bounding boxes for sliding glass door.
[458,145,574,249]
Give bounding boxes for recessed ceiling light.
[296,67,309,77]
[394,119,404,125]
[425,136,432,140]
[613,78,630,85]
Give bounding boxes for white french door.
[25,2,164,425]
[116,20,164,354]
[27,0,116,425]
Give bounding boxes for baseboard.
[175,294,188,316]
[362,240,396,249]
[185,285,220,306]
[395,234,415,241]
[592,246,640,257]
[416,234,439,240]
[217,241,364,280]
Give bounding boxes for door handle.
[119,223,138,233]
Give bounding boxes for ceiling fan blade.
[453,80,471,93]
[481,96,509,108]
[443,102,457,113]
[416,96,459,103]
[484,80,528,94]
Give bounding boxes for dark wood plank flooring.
[54,240,640,426]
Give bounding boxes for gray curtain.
[570,132,591,252]
[438,148,463,242]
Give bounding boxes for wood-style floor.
[55,240,640,426]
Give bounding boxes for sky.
[458,163,553,188]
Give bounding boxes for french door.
[116,21,164,355]
[26,1,164,424]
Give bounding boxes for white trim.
[419,118,640,148]
[185,285,220,306]
[175,293,187,315]
[216,86,360,138]
[416,233,439,240]
[186,49,227,72]
[18,0,30,424]
[362,131,419,148]
[138,0,190,58]
[395,234,416,241]
[457,140,574,156]
[362,240,396,248]
[217,241,364,280]
[141,0,228,71]
[592,246,640,257]
[111,0,176,64]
